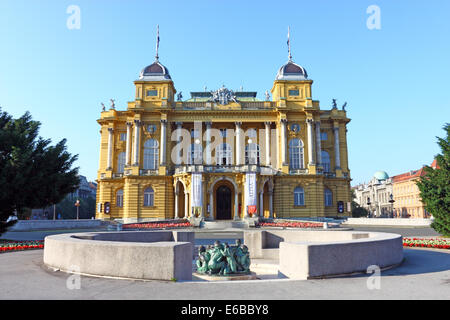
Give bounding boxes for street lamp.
[75,199,80,220]
[367,197,371,218]
[388,193,395,218]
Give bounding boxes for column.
[234,191,239,220]
[280,119,287,165]
[333,123,341,169]
[259,191,264,217]
[315,121,322,167]
[106,128,113,170]
[205,122,212,165]
[125,122,132,166]
[160,119,167,166]
[174,190,179,219]
[264,122,271,166]
[175,122,183,165]
[209,192,214,221]
[133,120,141,166]
[269,191,273,219]
[184,192,189,218]
[235,122,242,165]
[307,119,315,165]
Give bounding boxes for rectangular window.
[321,132,328,141]
[191,129,199,138]
[220,129,227,138]
[146,90,158,97]
[120,133,127,141]
[289,89,299,96]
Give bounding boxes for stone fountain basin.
[43,230,195,281]
[244,230,403,279]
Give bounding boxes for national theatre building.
[95,46,352,222]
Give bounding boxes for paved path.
[0,248,449,300]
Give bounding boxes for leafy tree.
[350,189,368,218]
[416,123,450,236]
[0,107,80,226]
[55,196,96,220]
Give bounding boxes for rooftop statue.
[101,103,106,112]
[342,102,347,111]
[265,90,271,101]
[177,91,183,101]
[110,99,116,110]
[209,86,238,105]
[332,99,337,109]
[196,239,250,276]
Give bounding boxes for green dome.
[374,171,389,181]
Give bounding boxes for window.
[120,133,127,141]
[220,129,227,138]
[324,188,333,207]
[147,125,156,133]
[289,138,304,170]
[188,143,203,164]
[216,143,232,165]
[245,143,260,165]
[143,139,159,170]
[247,128,257,138]
[116,189,123,207]
[321,151,331,173]
[294,187,305,206]
[320,132,328,141]
[289,89,299,96]
[146,90,158,97]
[191,129,199,138]
[290,123,300,132]
[117,152,126,173]
[143,187,154,207]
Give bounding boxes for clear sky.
[0,0,449,186]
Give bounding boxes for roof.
[392,159,439,183]
[186,91,261,102]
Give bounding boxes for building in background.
[95,35,352,222]
[352,171,394,217]
[391,160,437,218]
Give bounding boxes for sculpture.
[209,86,238,105]
[110,99,116,110]
[342,102,347,111]
[177,91,183,101]
[332,99,337,109]
[101,103,106,111]
[195,240,251,275]
[265,90,270,101]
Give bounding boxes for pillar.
[209,191,214,221]
[205,121,212,165]
[174,189,179,219]
[307,118,315,165]
[280,119,287,165]
[184,192,189,218]
[133,120,141,166]
[175,122,183,165]
[107,128,114,170]
[160,119,167,166]
[235,122,242,165]
[333,123,341,169]
[264,122,271,166]
[269,191,273,219]
[315,121,322,167]
[234,191,239,220]
[259,191,264,217]
[125,122,132,166]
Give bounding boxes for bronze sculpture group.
[196,240,251,276]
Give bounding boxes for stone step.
[202,220,249,229]
[261,248,279,260]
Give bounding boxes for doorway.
[216,185,232,220]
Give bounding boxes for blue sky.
[0,0,449,185]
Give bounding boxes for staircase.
[202,220,249,230]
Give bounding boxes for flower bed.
[402,238,450,250]
[122,221,192,230]
[258,221,324,228]
[0,240,44,253]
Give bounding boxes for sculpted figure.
[207,241,227,275]
[221,243,237,274]
[196,245,210,274]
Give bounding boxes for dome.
[139,60,171,81]
[276,60,308,80]
[373,171,389,181]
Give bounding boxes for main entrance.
[216,185,232,220]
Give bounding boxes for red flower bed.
[258,221,323,228]
[402,238,450,250]
[0,240,44,253]
[122,221,192,230]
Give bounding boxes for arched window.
[117,152,126,173]
[143,187,154,207]
[245,143,260,165]
[321,151,331,173]
[289,139,304,169]
[143,139,159,170]
[324,188,333,207]
[216,143,232,165]
[294,187,305,206]
[116,189,124,207]
[188,143,203,164]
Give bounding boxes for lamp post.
[75,199,80,220]
[389,193,395,218]
[367,197,371,218]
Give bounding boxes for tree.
[350,189,368,218]
[416,123,450,236]
[0,107,80,225]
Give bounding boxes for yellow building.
[95,46,352,223]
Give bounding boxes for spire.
[155,25,160,61]
[287,26,292,61]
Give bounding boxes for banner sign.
[191,173,203,208]
[245,173,257,216]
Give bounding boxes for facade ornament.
[209,86,238,105]
[110,99,116,110]
[332,99,337,109]
[176,91,183,101]
[265,90,271,101]
[101,103,106,111]
[342,102,347,111]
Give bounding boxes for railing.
[174,164,278,174]
[289,168,309,175]
[112,173,123,178]
[180,101,274,110]
[140,169,159,176]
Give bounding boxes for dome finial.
[287,26,292,61]
[155,25,160,61]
